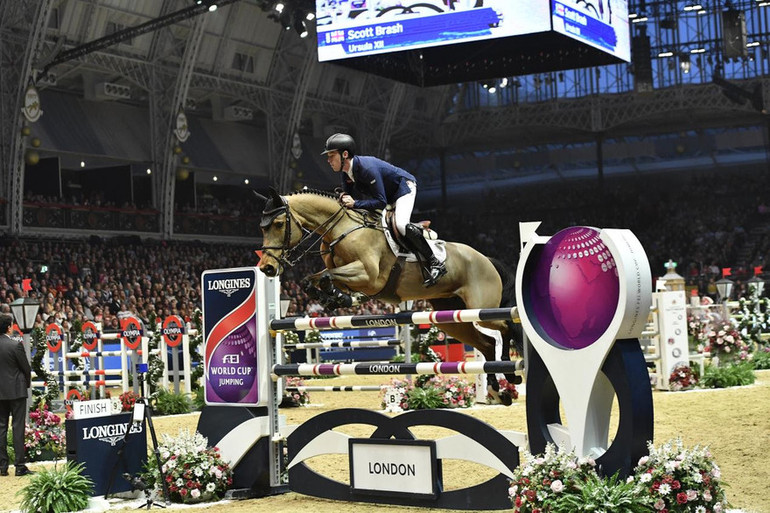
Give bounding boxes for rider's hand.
[340,194,355,208]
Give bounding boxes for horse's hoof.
[487,385,513,406]
[318,272,334,292]
[505,374,523,385]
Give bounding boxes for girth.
[370,256,407,303]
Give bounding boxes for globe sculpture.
[529,226,620,349]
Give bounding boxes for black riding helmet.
[321,133,356,158]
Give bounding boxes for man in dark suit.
[0,312,33,476]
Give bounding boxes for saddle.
[368,207,446,302]
[383,207,440,257]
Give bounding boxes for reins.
[261,194,381,271]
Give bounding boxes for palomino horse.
[257,188,521,404]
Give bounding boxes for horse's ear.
[268,187,283,202]
[252,190,268,203]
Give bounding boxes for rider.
[321,133,446,287]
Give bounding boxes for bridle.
[260,195,364,272]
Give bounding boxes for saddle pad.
[381,210,446,263]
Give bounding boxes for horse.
[257,188,522,404]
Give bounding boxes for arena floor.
[1,370,768,513]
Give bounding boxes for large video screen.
[551,0,630,61]
[316,0,552,62]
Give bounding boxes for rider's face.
[327,150,342,172]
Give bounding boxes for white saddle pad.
[381,210,447,263]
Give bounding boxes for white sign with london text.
[350,440,436,497]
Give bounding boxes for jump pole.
[270,306,520,332]
[272,360,525,378]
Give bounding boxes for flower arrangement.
[508,444,597,513]
[143,429,233,504]
[304,329,322,344]
[633,438,728,513]
[282,376,310,406]
[119,390,139,412]
[25,404,65,461]
[427,375,475,408]
[379,377,475,411]
[509,439,728,512]
[669,364,698,391]
[704,321,749,362]
[735,286,770,350]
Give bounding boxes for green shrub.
[700,362,756,388]
[17,461,93,513]
[751,348,770,370]
[406,387,445,409]
[391,353,421,363]
[552,472,652,513]
[152,388,192,415]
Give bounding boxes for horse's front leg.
[321,260,379,291]
[318,261,380,309]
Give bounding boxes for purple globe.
[529,227,620,349]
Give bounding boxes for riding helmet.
[321,133,356,157]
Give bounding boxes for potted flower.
[142,428,232,504]
[25,403,65,461]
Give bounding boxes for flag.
[22,279,32,292]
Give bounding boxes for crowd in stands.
[4,166,770,331]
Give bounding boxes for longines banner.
[66,412,146,496]
[202,267,274,407]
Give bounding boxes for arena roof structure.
[1,0,768,240]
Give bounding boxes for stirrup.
[422,262,446,287]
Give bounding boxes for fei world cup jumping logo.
[515,225,654,477]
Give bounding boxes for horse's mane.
[286,188,338,200]
[286,187,376,224]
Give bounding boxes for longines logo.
[208,277,251,297]
[81,422,143,446]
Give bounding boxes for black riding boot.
[404,224,446,287]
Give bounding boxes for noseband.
[260,196,307,271]
[260,193,372,271]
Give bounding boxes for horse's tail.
[489,257,524,357]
